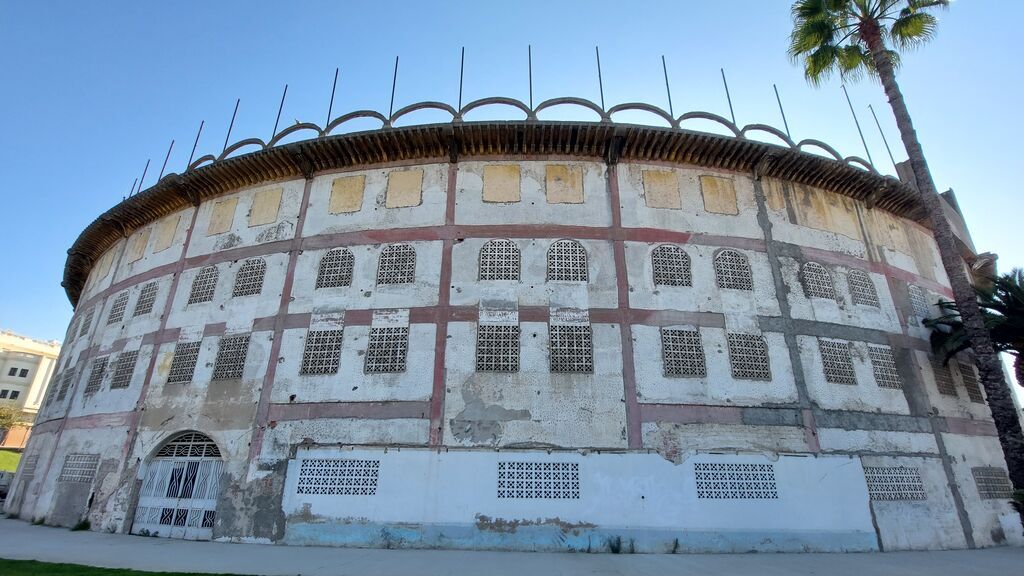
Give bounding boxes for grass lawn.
[0,450,20,472]
[0,559,252,575]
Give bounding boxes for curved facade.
[5,119,1022,552]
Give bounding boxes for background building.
[4,103,1021,552]
[0,330,60,450]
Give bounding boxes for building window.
[868,345,902,389]
[714,249,753,291]
[232,258,267,297]
[479,239,521,281]
[300,330,345,375]
[661,328,706,377]
[315,248,354,289]
[79,308,95,338]
[18,368,28,378]
[931,357,957,396]
[107,291,130,325]
[110,350,139,389]
[819,339,857,385]
[133,282,160,317]
[58,454,100,484]
[549,325,593,373]
[476,325,520,372]
[726,333,771,380]
[83,356,109,395]
[9,390,18,400]
[801,262,836,300]
[848,269,879,307]
[376,244,416,285]
[957,360,985,403]
[498,462,579,499]
[972,467,1013,499]
[908,285,930,319]
[695,463,778,499]
[155,431,222,458]
[56,369,75,401]
[297,459,379,496]
[652,244,692,287]
[187,266,219,305]
[863,466,926,501]
[546,239,588,282]
[364,327,409,373]
[166,341,202,384]
[212,334,250,380]
[6,368,14,377]
[0,390,7,399]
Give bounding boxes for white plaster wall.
[272,324,435,404]
[259,418,429,462]
[913,350,992,421]
[442,322,626,448]
[79,239,126,302]
[148,331,273,393]
[632,325,797,406]
[68,343,152,418]
[186,180,304,258]
[454,161,610,226]
[940,433,1024,547]
[165,253,289,330]
[449,238,617,309]
[289,241,442,313]
[113,208,194,283]
[94,273,173,351]
[799,336,910,414]
[4,430,57,520]
[817,429,939,454]
[780,258,901,332]
[302,164,447,238]
[642,422,812,456]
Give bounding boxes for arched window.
[232,258,266,297]
[187,266,219,305]
[316,248,354,289]
[801,262,836,300]
[377,244,416,285]
[547,239,588,282]
[848,269,879,307]
[155,431,222,458]
[479,239,521,281]
[908,285,930,318]
[652,245,692,287]
[107,291,130,325]
[714,249,752,291]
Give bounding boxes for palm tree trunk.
[863,29,1024,488]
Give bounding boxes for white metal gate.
[131,432,223,540]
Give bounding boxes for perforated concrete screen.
[79,308,94,338]
[972,467,1013,499]
[651,245,692,287]
[848,269,879,307]
[133,282,159,316]
[908,285,930,319]
[819,339,857,385]
[110,350,138,389]
[714,249,752,291]
[56,368,74,401]
[297,459,380,495]
[84,356,108,395]
[801,262,836,300]
[497,461,580,499]
[549,325,593,373]
[547,239,588,282]
[166,341,202,384]
[479,239,520,281]
[316,249,354,289]
[232,258,267,297]
[694,463,778,499]
[300,330,345,375]
[661,328,706,377]
[107,291,129,325]
[868,345,902,390]
[364,327,409,373]
[187,266,219,305]
[957,361,985,403]
[211,334,250,380]
[726,333,770,380]
[377,244,416,285]
[476,325,520,372]
[58,454,100,483]
[863,466,926,500]
[931,357,957,396]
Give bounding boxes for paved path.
[1,518,1022,576]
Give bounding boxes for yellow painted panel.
[386,169,423,208]
[764,178,787,213]
[152,214,180,253]
[700,175,738,215]
[642,170,681,209]
[329,175,366,214]
[126,227,151,263]
[483,164,521,203]
[207,197,238,236]
[545,165,584,204]
[905,224,939,281]
[790,183,862,241]
[248,187,282,227]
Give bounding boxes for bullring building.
[5,102,1021,552]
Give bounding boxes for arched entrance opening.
[130,431,223,540]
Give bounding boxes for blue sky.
[1,0,1021,342]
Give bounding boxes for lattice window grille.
[136,506,215,529]
[497,462,580,499]
[868,345,902,390]
[107,291,130,325]
[908,285,930,319]
[726,333,771,380]
[549,325,594,373]
[546,239,588,282]
[364,327,409,373]
[848,269,880,307]
[110,350,139,389]
[56,368,75,401]
[133,282,160,317]
[155,432,222,458]
[661,329,706,377]
[376,244,416,285]
[652,245,692,287]
[296,459,380,495]
[166,341,202,384]
[232,258,267,297]
[863,466,927,501]
[957,361,985,403]
[187,266,219,305]
[801,262,837,300]
[819,339,857,385]
[694,463,778,499]
[79,308,95,338]
[931,357,958,396]
[315,248,355,289]
[21,455,39,477]
[300,330,345,375]
[58,454,100,483]
[84,356,108,395]
[211,335,250,380]
[714,249,753,291]
[476,325,520,372]
[972,467,1013,499]
[479,239,521,281]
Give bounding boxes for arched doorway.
[130,431,223,540]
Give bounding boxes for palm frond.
[890,12,938,49]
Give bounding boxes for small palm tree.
[789,0,1024,488]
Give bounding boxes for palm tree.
[788,0,1024,488]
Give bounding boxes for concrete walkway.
[1,519,1022,576]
